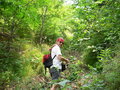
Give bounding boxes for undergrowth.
[0,40,45,89]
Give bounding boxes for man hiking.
[50,37,69,90]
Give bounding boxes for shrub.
[0,40,44,89]
[98,46,120,90]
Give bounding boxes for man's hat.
[56,37,64,43]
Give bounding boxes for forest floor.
[8,60,91,90]
[11,72,87,90]
[7,51,91,90]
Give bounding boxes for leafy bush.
[66,57,82,81]
[0,41,24,89]
[80,45,120,90]
[0,41,44,89]
[98,47,120,90]
[83,48,98,66]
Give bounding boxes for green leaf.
[56,79,70,87]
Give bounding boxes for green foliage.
[14,76,48,90]
[98,47,120,90]
[71,0,120,65]
[55,79,70,87]
[81,45,120,90]
[66,57,82,81]
[0,42,23,89]
[0,0,120,89]
[0,0,74,89]
[83,48,97,65]
[69,0,120,89]
[0,41,44,89]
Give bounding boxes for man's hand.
[58,55,70,63]
[65,59,70,63]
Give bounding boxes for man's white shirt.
[51,44,62,69]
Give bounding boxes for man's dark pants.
[50,67,61,80]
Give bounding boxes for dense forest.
[0,0,120,90]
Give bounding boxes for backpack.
[42,49,56,74]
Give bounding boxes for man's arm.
[58,55,69,63]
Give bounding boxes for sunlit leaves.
[70,0,120,66]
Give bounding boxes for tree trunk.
[39,6,48,44]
